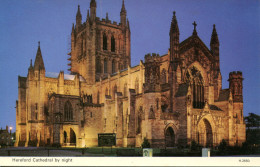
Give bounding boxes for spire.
[192,21,197,36]
[28,59,33,70]
[90,0,96,21]
[121,0,126,13]
[87,10,90,20]
[210,24,219,45]
[120,0,127,26]
[34,41,45,71]
[170,11,179,35]
[106,12,109,21]
[76,5,82,19]
[169,11,180,62]
[76,5,82,28]
[90,0,96,8]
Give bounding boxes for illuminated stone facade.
[15,0,246,148]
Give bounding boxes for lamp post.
[9,127,13,146]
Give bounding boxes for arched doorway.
[70,128,76,145]
[197,119,213,147]
[64,131,67,143]
[204,119,213,147]
[165,127,175,147]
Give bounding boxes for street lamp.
[10,127,12,134]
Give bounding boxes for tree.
[245,113,260,129]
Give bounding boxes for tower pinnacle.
[76,5,82,29]
[210,24,219,45]
[34,41,45,71]
[120,0,127,26]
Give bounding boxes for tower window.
[96,57,101,73]
[112,59,116,73]
[103,34,107,50]
[35,103,38,110]
[104,58,108,73]
[111,36,115,52]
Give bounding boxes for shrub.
[141,137,150,148]
[218,139,227,152]
[191,140,198,151]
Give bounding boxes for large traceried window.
[64,101,73,121]
[185,66,205,109]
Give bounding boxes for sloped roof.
[175,83,189,97]
[218,89,230,101]
[209,104,222,111]
[45,72,86,82]
[179,35,214,62]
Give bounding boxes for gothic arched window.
[64,101,73,121]
[185,66,205,109]
[111,35,115,52]
[112,59,116,73]
[104,58,108,73]
[103,34,107,50]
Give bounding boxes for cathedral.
[15,0,246,148]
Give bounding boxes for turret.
[90,0,96,21]
[228,71,243,102]
[120,0,127,26]
[210,24,220,71]
[169,11,179,62]
[143,53,161,93]
[76,5,82,30]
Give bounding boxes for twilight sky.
[0,0,259,131]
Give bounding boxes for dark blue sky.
[0,0,259,131]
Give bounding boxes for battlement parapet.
[144,53,161,63]
[229,71,243,80]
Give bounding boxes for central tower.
[68,0,131,84]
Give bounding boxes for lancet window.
[112,59,116,73]
[104,58,108,73]
[103,34,107,50]
[64,101,73,121]
[111,35,115,52]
